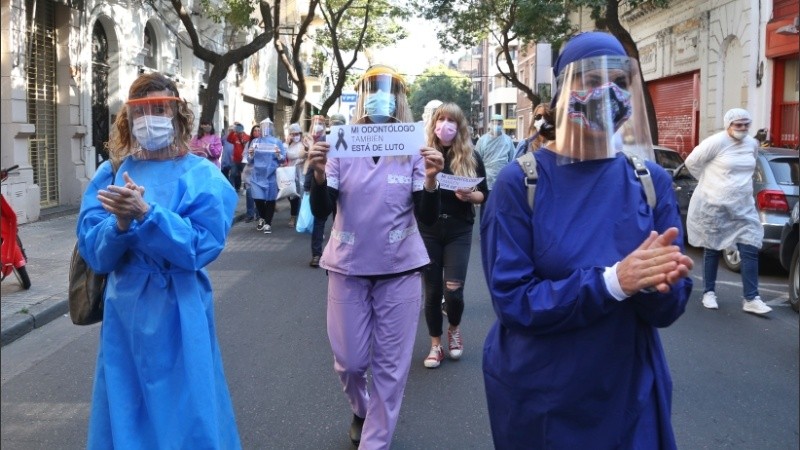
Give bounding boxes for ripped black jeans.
[420,216,474,337]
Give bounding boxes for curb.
[0,211,247,347]
[0,298,68,346]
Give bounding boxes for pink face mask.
[435,121,458,143]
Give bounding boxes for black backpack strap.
[516,152,538,209]
[625,153,656,209]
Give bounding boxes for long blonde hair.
[426,102,476,177]
[107,72,193,166]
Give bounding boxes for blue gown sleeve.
[76,162,137,273]
[627,161,692,327]
[131,167,237,271]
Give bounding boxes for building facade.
[1,0,308,224]
[573,0,798,155]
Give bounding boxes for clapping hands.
[97,172,150,231]
[617,227,693,295]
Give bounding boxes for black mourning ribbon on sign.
[335,128,348,151]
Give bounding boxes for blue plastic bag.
[295,193,313,234]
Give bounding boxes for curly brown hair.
[107,72,194,167]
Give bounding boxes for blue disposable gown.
[480,149,692,450]
[246,136,286,200]
[77,155,241,449]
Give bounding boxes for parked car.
[653,145,696,235]
[779,202,799,312]
[653,145,799,272]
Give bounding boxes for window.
[143,23,158,69]
[507,105,516,119]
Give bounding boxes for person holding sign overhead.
[307,64,444,449]
[244,118,286,234]
[419,102,488,369]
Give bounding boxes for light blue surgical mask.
[364,91,396,123]
[132,115,174,151]
[493,124,503,135]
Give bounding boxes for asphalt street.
[1,206,797,449]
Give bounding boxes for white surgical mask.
[533,118,546,132]
[292,135,301,143]
[731,130,748,141]
[132,116,174,151]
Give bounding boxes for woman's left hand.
[97,172,150,231]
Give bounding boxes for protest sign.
[436,173,484,191]
[327,122,425,158]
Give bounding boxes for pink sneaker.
[448,327,463,360]
[423,345,444,368]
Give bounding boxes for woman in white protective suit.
[685,108,771,315]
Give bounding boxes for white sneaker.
[256,218,266,231]
[263,224,272,234]
[423,345,444,368]
[742,296,772,315]
[447,327,463,360]
[701,291,719,309]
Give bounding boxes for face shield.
[355,66,405,124]
[553,55,653,164]
[260,118,275,137]
[127,96,180,152]
[491,119,504,137]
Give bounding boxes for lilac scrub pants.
[326,270,421,449]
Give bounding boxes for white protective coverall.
[684,131,763,250]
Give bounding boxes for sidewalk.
[0,195,248,346]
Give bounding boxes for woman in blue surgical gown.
[480,33,694,449]
[77,73,241,449]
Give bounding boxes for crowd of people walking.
[74,29,784,450]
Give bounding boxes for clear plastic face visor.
[355,72,404,124]
[126,95,180,152]
[553,56,653,164]
[259,119,275,137]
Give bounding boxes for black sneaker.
[349,414,365,446]
[310,256,320,267]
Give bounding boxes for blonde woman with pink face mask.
[419,102,489,368]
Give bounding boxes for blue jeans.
[703,243,759,299]
[246,187,256,219]
[311,216,327,257]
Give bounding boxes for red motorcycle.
[1,165,31,289]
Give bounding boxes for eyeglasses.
[534,114,544,121]
[730,122,751,130]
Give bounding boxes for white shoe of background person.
[742,296,771,315]
[701,291,719,309]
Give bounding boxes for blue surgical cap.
[551,32,627,107]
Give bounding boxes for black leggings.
[420,217,474,337]
[254,200,276,225]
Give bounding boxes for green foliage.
[408,65,472,121]
[199,0,259,28]
[314,0,409,52]
[413,0,572,52]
